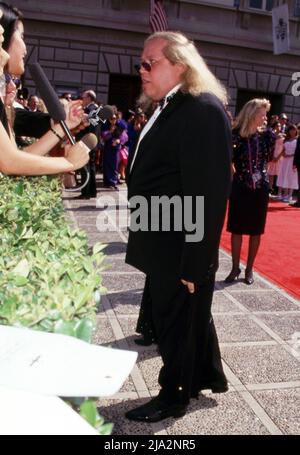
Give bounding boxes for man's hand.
[181,280,195,294]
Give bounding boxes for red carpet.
[220,200,300,300]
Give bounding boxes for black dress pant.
[81,150,97,198]
[147,272,227,405]
[136,276,157,342]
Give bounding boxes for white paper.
[0,325,137,397]
[0,386,98,435]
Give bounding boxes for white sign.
[0,325,137,397]
[0,386,99,435]
[272,4,290,55]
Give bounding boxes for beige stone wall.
[10,0,300,119]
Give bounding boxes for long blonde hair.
[233,98,271,138]
[145,31,228,105]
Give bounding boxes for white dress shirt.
[130,84,182,173]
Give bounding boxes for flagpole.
[234,0,241,28]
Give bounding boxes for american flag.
[150,0,168,32]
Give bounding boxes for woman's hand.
[65,141,89,170]
[112,138,120,146]
[65,100,85,130]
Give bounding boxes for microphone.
[88,105,115,127]
[28,62,91,193]
[28,62,75,145]
[81,133,98,151]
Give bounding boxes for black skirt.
[227,179,269,235]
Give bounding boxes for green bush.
[0,174,112,434]
[0,175,105,338]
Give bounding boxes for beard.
[136,91,157,117]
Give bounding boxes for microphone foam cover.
[81,133,98,151]
[98,105,115,121]
[28,63,66,122]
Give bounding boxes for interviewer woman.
[0,2,88,175]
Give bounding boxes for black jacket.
[14,108,51,138]
[294,137,300,169]
[125,91,232,284]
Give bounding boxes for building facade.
[11,0,300,119]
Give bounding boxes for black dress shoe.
[73,194,90,200]
[244,269,254,285]
[192,382,228,398]
[125,397,187,422]
[134,336,156,346]
[224,268,241,283]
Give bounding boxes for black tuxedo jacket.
[125,91,232,284]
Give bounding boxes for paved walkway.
[63,183,300,435]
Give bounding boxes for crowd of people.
[10,83,150,198]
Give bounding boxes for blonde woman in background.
[225,99,276,285]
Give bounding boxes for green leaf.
[79,400,97,427]
[38,318,54,332]
[74,318,95,343]
[13,275,29,287]
[93,243,106,255]
[14,182,24,196]
[12,259,30,278]
[98,423,113,435]
[54,320,76,338]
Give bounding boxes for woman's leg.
[245,235,261,284]
[225,234,242,282]
[231,233,242,270]
[119,162,126,180]
[288,188,293,201]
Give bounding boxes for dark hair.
[0,98,9,133]
[0,2,23,51]
[270,120,281,130]
[284,124,298,141]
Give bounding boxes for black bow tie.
[159,97,166,110]
[158,92,177,110]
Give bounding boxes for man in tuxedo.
[125,31,232,423]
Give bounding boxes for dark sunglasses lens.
[14,79,21,88]
[141,61,151,72]
[4,74,21,88]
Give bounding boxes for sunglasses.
[135,57,164,73]
[5,73,21,89]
